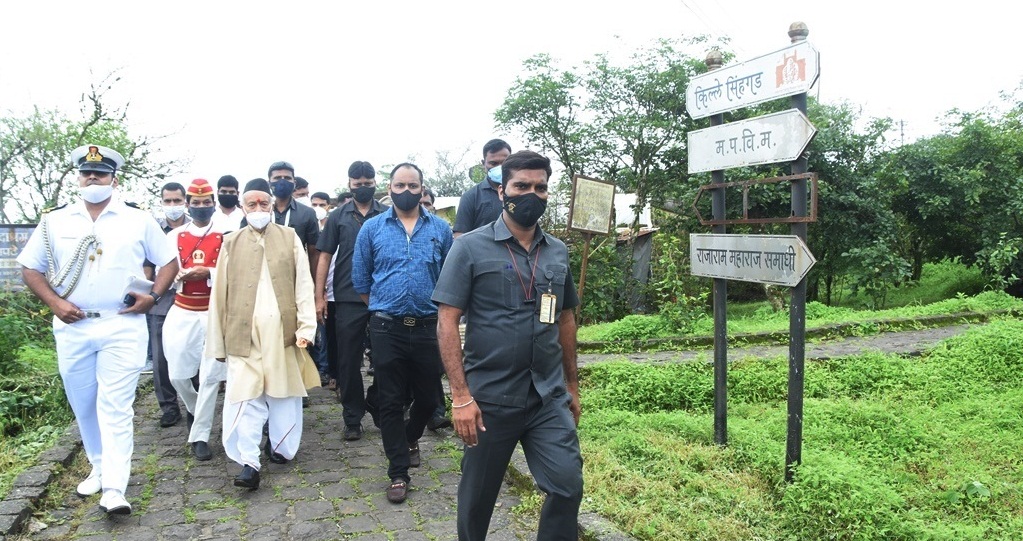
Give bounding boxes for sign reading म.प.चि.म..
[690,233,815,287]
[685,40,820,120]
[687,109,817,174]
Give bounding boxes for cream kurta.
[206,229,320,403]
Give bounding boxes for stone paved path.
[21,371,536,541]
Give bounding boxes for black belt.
[373,312,437,327]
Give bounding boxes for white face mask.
[246,211,272,230]
[163,205,186,221]
[313,206,327,221]
[295,196,312,207]
[81,184,114,204]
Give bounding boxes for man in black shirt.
[314,161,385,441]
[265,161,320,278]
[452,139,511,237]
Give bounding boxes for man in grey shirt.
[433,150,583,540]
[452,138,511,237]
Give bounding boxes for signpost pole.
[576,232,593,317]
[705,49,728,447]
[785,22,810,483]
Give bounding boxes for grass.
[577,317,1023,540]
[577,290,1021,344]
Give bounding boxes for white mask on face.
[162,205,186,221]
[246,211,272,230]
[295,196,312,207]
[313,206,327,221]
[80,184,114,204]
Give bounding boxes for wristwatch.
[149,291,162,304]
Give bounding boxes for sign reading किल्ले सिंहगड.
[685,40,820,120]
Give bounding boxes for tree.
[423,146,476,197]
[0,73,185,223]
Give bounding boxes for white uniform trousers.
[53,312,147,494]
[222,393,303,470]
[162,305,225,443]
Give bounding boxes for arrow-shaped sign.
[686,40,820,119]
[690,233,816,287]
[687,109,816,174]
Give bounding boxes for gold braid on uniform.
[41,214,98,299]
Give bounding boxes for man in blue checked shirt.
[351,162,453,504]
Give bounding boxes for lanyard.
[181,222,214,267]
[506,243,541,302]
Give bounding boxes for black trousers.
[146,313,179,416]
[369,314,443,482]
[457,389,583,541]
[335,301,370,427]
[325,301,338,382]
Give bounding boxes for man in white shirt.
[17,144,178,516]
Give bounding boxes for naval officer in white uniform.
[17,144,178,516]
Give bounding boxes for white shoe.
[75,468,101,497]
[98,490,131,515]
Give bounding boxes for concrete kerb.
[576,309,1017,353]
[0,423,82,536]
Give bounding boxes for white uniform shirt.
[17,197,176,314]
[211,207,244,232]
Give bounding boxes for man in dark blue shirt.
[352,162,453,504]
[433,150,583,540]
[452,138,511,237]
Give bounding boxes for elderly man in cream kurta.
[206,180,320,490]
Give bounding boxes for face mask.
[163,205,186,221]
[487,167,502,185]
[314,206,327,221]
[81,184,114,204]
[352,185,375,204]
[189,206,216,223]
[218,193,238,208]
[390,190,421,212]
[271,179,295,199]
[503,192,547,228]
[295,196,311,207]
[246,211,272,230]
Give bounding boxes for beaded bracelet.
[452,398,475,409]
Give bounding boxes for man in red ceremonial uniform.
[162,179,228,461]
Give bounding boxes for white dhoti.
[162,304,226,443]
[53,312,147,494]
[222,392,303,469]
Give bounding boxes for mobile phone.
[123,294,137,306]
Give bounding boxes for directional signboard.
[686,40,820,119]
[687,109,816,174]
[690,233,815,287]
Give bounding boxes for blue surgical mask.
[487,167,502,185]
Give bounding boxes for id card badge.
[539,293,557,324]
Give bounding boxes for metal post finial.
[788,22,809,43]
[705,48,723,70]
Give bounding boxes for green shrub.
[581,361,713,413]
[781,453,908,540]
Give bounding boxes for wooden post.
[576,232,594,316]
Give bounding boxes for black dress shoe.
[427,415,452,431]
[408,443,421,468]
[160,410,181,428]
[264,439,288,464]
[233,465,260,489]
[186,412,195,431]
[343,424,363,441]
[191,441,212,461]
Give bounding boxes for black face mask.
[352,185,376,204]
[189,206,216,223]
[271,179,295,199]
[218,193,238,208]
[390,190,421,212]
[503,192,547,228]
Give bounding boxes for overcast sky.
[2,0,1020,197]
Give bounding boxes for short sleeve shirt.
[453,180,502,234]
[315,200,386,303]
[431,216,579,407]
[18,198,176,317]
